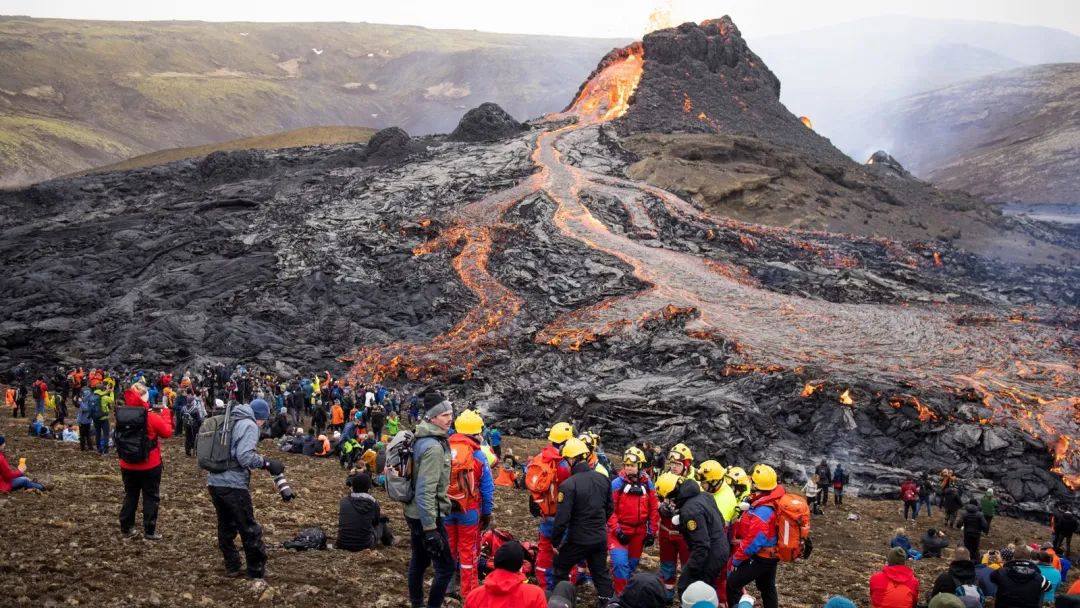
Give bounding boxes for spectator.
[832,464,848,506]
[681,581,719,608]
[548,581,577,608]
[0,435,46,492]
[980,490,998,534]
[463,540,546,608]
[116,387,173,541]
[890,528,922,560]
[921,528,950,558]
[337,472,393,551]
[1053,509,1077,558]
[824,598,856,608]
[942,485,963,529]
[916,473,934,519]
[960,501,988,561]
[974,550,1002,598]
[928,595,964,608]
[1036,551,1062,604]
[900,478,920,520]
[870,547,920,608]
[990,546,1051,608]
[815,459,832,505]
[928,547,980,605]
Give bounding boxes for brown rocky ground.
[0,413,1074,607]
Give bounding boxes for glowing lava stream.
[351,51,1079,486]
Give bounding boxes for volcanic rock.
[449,102,527,142]
[865,150,911,178]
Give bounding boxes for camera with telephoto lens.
[272,473,295,502]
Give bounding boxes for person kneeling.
[337,472,393,551]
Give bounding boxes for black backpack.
[283,526,327,551]
[115,406,156,464]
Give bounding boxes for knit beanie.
[928,594,965,608]
[422,391,452,420]
[681,581,719,608]
[493,540,525,572]
[350,472,372,493]
[887,547,907,565]
[249,398,270,421]
[824,597,857,608]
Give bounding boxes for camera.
[273,473,295,502]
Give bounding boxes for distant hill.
[864,63,1080,204]
[749,15,1080,160]
[0,17,625,186]
[77,126,376,175]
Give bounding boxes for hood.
[964,503,979,513]
[230,403,256,423]
[480,568,530,595]
[751,484,787,507]
[1004,560,1043,582]
[619,573,667,608]
[948,559,976,582]
[675,477,702,507]
[414,420,447,439]
[882,564,917,585]
[346,493,377,513]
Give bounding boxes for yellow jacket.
[712,483,738,523]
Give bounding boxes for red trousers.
[608,526,647,594]
[659,524,689,596]
[446,510,481,598]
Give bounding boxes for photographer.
[206,398,285,579]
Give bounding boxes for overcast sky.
[6,0,1079,38]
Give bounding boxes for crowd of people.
[2,363,1079,608]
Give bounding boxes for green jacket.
[980,494,998,516]
[404,420,451,531]
[386,417,400,437]
[93,389,114,421]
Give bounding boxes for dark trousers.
[15,398,26,418]
[94,419,110,454]
[184,422,200,456]
[208,486,267,577]
[984,515,993,533]
[406,516,455,608]
[833,487,843,505]
[119,466,162,535]
[1053,532,1073,558]
[945,509,959,527]
[79,423,93,451]
[727,557,779,608]
[903,500,917,519]
[553,541,614,601]
[819,484,829,504]
[963,534,981,561]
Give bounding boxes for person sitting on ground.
[890,528,922,560]
[548,581,576,608]
[990,546,1051,608]
[61,424,79,443]
[1041,544,1062,572]
[0,435,46,492]
[337,472,393,551]
[824,597,856,608]
[1036,550,1062,604]
[464,540,547,608]
[922,528,950,558]
[870,547,920,608]
[314,434,331,457]
[975,550,1002,598]
[495,454,521,488]
[606,572,667,608]
[928,547,981,605]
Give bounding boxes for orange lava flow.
[347,45,1080,488]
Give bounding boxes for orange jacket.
[494,466,519,488]
[331,405,345,425]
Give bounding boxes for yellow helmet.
[454,410,484,435]
[561,437,590,459]
[751,464,778,491]
[698,460,727,483]
[623,447,647,465]
[726,466,748,485]
[668,443,693,463]
[655,472,685,499]
[578,433,598,452]
[548,422,575,444]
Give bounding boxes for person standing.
[206,398,284,578]
[916,473,934,520]
[815,460,832,508]
[659,444,696,600]
[182,389,207,457]
[405,392,456,608]
[1053,508,1077,558]
[726,464,785,608]
[655,473,729,596]
[92,379,115,454]
[900,478,919,521]
[550,437,615,605]
[609,447,660,594]
[942,485,963,529]
[75,387,94,452]
[960,500,988,561]
[832,464,847,506]
[526,421,574,590]
[980,490,998,534]
[445,410,495,599]
[117,384,173,540]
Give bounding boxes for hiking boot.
[224,569,244,578]
[144,532,163,541]
[121,528,138,539]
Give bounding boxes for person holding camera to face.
[205,398,289,579]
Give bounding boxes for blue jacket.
[474,445,495,515]
[76,388,93,425]
[207,404,266,489]
[890,534,913,552]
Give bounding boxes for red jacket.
[0,451,26,493]
[608,471,659,534]
[464,568,547,608]
[869,564,919,608]
[731,485,786,563]
[899,480,919,502]
[118,402,173,471]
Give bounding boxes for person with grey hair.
[406,390,455,608]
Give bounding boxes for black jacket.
[942,487,963,511]
[1057,511,1079,535]
[921,531,950,557]
[608,572,666,608]
[312,407,327,427]
[990,560,1051,608]
[930,559,976,598]
[815,463,831,484]
[551,461,614,547]
[961,504,988,537]
[302,435,317,456]
[674,479,730,593]
[337,493,382,551]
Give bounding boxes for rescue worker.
[528,421,574,589]
[550,437,615,604]
[699,460,738,523]
[609,446,659,594]
[656,472,730,596]
[580,433,609,477]
[726,466,751,503]
[445,409,495,599]
[658,443,696,600]
[727,464,785,608]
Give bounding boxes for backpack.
[954,579,984,608]
[114,406,156,464]
[196,404,240,473]
[88,393,103,419]
[283,526,328,551]
[525,454,560,517]
[769,493,813,561]
[447,441,479,510]
[384,430,416,503]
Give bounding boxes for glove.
[529,499,542,518]
[264,460,285,475]
[658,502,675,519]
[616,529,630,545]
[480,513,492,530]
[802,535,814,559]
[643,533,655,548]
[738,501,751,512]
[671,514,680,527]
[423,530,445,557]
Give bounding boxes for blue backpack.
[88,393,104,419]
